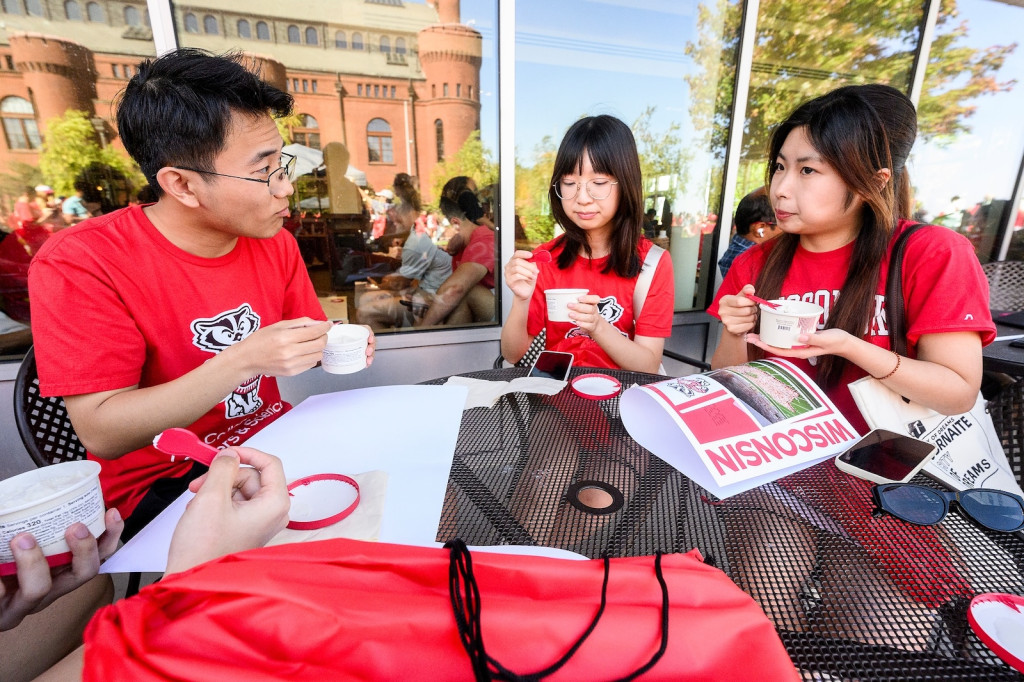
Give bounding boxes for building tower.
[8,33,97,134]
[416,0,482,187]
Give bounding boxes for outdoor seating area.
[5,0,1024,679]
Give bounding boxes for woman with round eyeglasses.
[501,115,674,373]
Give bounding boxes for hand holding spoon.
[744,292,781,310]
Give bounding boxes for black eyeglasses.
[872,483,1024,532]
[173,153,296,195]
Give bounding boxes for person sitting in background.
[417,196,496,327]
[60,181,93,226]
[717,187,777,277]
[384,175,452,296]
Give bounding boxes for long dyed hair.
[756,85,917,387]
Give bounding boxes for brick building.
[0,0,482,200]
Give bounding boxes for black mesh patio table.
[429,367,1024,680]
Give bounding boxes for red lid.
[0,550,73,577]
[570,373,622,400]
[968,592,1024,673]
[286,473,360,531]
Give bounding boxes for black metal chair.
[13,346,87,467]
[987,376,1024,488]
[13,346,144,596]
[493,328,547,369]
[982,260,1024,311]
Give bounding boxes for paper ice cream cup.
[0,460,105,575]
[546,288,589,323]
[323,324,370,374]
[759,300,824,349]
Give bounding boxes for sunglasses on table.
[872,483,1024,533]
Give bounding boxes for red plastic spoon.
[152,428,219,466]
[528,250,552,264]
[745,293,781,310]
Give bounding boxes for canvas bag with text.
[848,224,1021,496]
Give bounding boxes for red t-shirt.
[528,237,674,369]
[452,225,495,290]
[708,220,996,433]
[28,205,325,518]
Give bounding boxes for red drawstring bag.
[84,539,796,681]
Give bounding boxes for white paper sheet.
[102,384,467,573]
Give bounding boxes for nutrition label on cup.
[0,486,104,562]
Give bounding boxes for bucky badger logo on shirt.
[191,303,264,419]
[565,295,626,340]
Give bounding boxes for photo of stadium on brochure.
[706,361,822,424]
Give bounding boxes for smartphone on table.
[835,429,937,484]
[528,351,574,382]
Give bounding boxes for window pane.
[910,0,1024,263]
[516,0,742,311]
[166,0,499,337]
[184,12,197,32]
[203,15,217,35]
[3,0,23,15]
[124,5,139,26]
[237,19,250,38]
[0,8,156,353]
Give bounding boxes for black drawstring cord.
[446,540,669,682]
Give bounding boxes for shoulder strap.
[633,244,665,321]
[885,223,927,357]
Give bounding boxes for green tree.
[39,110,144,198]
[684,0,1016,199]
[632,106,693,203]
[429,130,498,204]
[514,135,558,244]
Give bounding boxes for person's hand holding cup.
[545,288,589,323]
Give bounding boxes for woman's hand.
[717,284,760,336]
[746,328,853,359]
[503,250,539,301]
[567,294,606,336]
[0,508,122,631]
[166,447,290,575]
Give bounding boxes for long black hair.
[549,115,644,278]
[757,85,916,388]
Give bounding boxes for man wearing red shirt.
[28,49,373,537]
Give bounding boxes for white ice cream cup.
[0,460,105,575]
[759,300,824,349]
[323,324,370,374]
[546,288,589,323]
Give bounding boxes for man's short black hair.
[115,48,293,196]
[733,187,775,237]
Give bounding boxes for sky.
[417,0,1024,218]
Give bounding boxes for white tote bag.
[849,376,1021,495]
[850,223,1021,496]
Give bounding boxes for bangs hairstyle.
[757,86,906,388]
[115,48,293,197]
[549,115,644,278]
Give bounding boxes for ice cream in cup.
[546,288,589,323]
[758,300,824,349]
[322,324,370,374]
[0,460,105,575]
